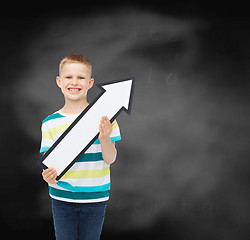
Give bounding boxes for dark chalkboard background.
[1,2,250,240]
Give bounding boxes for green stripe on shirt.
[42,113,65,124]
[93,136,121,144]
[49,186,109,200]
[57,182,110,192]
[77,152,103,162]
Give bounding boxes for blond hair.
[59,53,92,76]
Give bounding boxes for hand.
[42,167,58,184]
[99,116,114,142]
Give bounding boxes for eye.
[65,76,71,79]
[79,76,85,80]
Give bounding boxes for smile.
[68,88,82,94]
[68,88,81,92]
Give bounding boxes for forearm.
[100,138,117,165]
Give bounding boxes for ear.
[88,78,94,90]
[56,76,61,88]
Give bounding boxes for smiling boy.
[40,54,121,240]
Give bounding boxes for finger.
[48,173,57,182]
[105,116,111,125]
[106,120,112,130]
[102,116,108,124]
[100,117,106,127]
[44,167,54,174]
[42,168,51,177]
[103,118,111,127]
[99,122,103,133]
[101,116,106,122]
[50,168,57,177]
[44,171,54,181]
[102,123,109,133]
[47,171,57,181]
[44,168,56,179]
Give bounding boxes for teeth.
[69,88,80,91]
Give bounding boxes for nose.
[71,77,78,85]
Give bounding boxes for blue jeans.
[52,198,107,240]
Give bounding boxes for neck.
[61,98,89,114]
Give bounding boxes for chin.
[66,94,86,101]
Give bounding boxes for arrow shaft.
[42,91,122,177]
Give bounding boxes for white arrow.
[38,77,135,180]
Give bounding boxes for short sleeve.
[40,122,54,154]
[110,120,121,144]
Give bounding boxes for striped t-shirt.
[40,110,121,203]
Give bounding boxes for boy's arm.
[99,116,117,165]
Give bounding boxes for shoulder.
[42,111,65,124]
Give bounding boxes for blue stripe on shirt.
[57,182,110,192]
[49,186,110,200]
[93,136,121,144]
[42,113,65,124]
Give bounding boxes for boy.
[40,54,121,240]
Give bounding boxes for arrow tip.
[97,76,135,114]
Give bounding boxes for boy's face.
[56,63,94,102]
